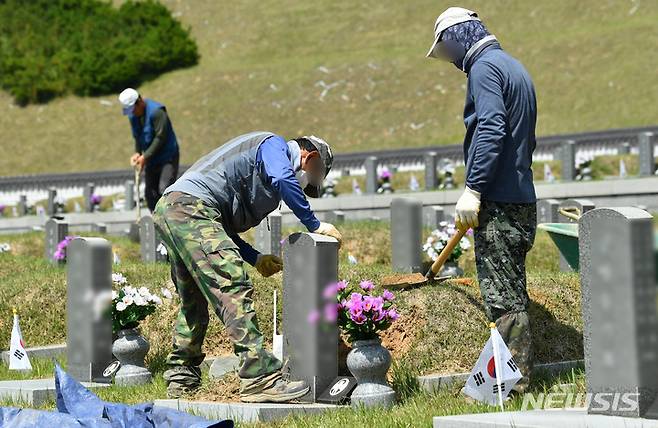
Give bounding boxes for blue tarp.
[0,364,233,428]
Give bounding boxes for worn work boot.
[240,371,309,403]
[163,365,202,398]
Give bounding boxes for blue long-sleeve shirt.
[229,136,321,266]
[463,44,537,203]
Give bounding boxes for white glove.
[312,222,342,246]
[455,186,481,230]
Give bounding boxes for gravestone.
[66,237,113,383]
[639,132,656,177]
[325,210,345,224]
[124,180,135,211]
[83,183,95,213]
[17,195,27,216]
[45,218,68,264]
[365,156,378,194]
[424,152,438,190]
[391,197,423,273]
[579,207,658,418]
[558,199,595,271]
[424,206,445,230]
[255,212,282,257]
[47,188,57,216]
[560,140,577,182]
[619,142,631,155]
[139,216,166,263]
[283,233,339,403]
[536,199,560,223]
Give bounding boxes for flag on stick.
[9,308,32,371]
[463,323,521,409]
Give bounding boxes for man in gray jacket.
[427,7,538,393]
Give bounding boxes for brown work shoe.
[240,372,309,403]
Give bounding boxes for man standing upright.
[427,7,538,393]
[119,88,180,211]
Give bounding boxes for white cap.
[426,7,480,58]
[118,88,139,115]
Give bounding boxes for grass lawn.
[0,0,657,175]
[0,220,583,425]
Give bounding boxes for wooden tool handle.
[426,228,468,279]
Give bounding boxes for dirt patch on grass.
[192,372,241,402]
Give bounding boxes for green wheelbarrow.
[539,207,658,279]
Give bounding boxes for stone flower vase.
[112,328,152,386]
[346,337,396,408]
[439,261,464,278]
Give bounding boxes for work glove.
[455,186,481,230]
[255,254,283,277]
[312,222,343,246]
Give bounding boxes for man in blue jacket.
[153,132,342,402]
[427,7,538,393]
[119,88,180,212]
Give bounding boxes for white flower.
[134,295,147,306]
[112,273,127,285]
[138,287,150,297]
[123,286,136,297]
[157,243,168,256]
[149,295,163,305]
[116,301,127,312]
[122,295,134,306]
[460,237,472,250]
[161,288,173,300]
[112,290,118,300]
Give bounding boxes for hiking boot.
[240,371,309,403]
[164,365,202,399]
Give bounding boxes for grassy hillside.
[1,0,656,175]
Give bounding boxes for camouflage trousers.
[153,191,282,381]
[474,200,537,392]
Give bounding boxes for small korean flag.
[9,309,32,371]
[464,323,522,408]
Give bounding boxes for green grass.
[0,0,656,175]
[0,220,583,424]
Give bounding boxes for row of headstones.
[64,230,341,403]
[9,180,138,218]
[362,132,658,195]
[44,216,164,264]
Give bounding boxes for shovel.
[382,227,469,290]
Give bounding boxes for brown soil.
[380,273,427,288]
[192,371,242,403]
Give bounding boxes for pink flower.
[387,309,400,321]
[350,292,363,302]
[373,309,386,322]
[360,280,375,292]
[382,289,395,301]
[351,313,367,324]
[307,309,320,324]
[336,280,348,291]
[323,283,338,299]
[323,303,338,322]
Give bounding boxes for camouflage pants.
[474,201,536,392]
[153,191,282,380]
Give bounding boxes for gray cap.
[301,135,333,198]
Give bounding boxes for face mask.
[295,169,309,189]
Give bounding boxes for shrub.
[0,0,199,105]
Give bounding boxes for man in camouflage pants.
[153,132,342,402]
[426,8,538,392]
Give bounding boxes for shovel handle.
[425,228,468,279]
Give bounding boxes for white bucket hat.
[426,7,480,58]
